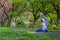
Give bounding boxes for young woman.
[36,13,48,32]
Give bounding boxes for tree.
[49,0,60,26]
[0,0,27,27]
[9,0,28,27]
[0,0,12,27]
[26,0,42,25]
[26,0,52,25]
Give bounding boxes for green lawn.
[0,27,59,40]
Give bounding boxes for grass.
[0,27,59,40]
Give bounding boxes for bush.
[16,18,26,28]
[33,22,42,29]
[48,24,58,31]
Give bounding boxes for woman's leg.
[36,29,48,32]
[35,29,43,32]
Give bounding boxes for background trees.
[49,0,60,26]
[0,0,60,30]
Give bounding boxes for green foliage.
[48,24,58,31]
[11,0,28,17]
[47,12,57,22]
[16,17,26,28]
[13,0,26,4]
[32,19,42,29]
[10,10,18,16]
[9,0,60,30]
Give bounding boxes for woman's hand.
[40,13,43,15]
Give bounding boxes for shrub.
[16,18,26,28]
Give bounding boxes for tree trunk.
[6,16,12,27]
[1,21,4,27]
[56,11,60,26]
[0,14,5,27]
[33,18,36,25]
[50,18,53,24]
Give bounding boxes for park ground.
[0,27,60,40]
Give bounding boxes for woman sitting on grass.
[36,13,49,32]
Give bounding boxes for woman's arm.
[40,13,49,27]
[40,13,47,20]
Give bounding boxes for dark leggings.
[36,29,48,32]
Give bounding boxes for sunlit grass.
[0,27,51,40]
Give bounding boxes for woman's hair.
[41,18,45,22]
